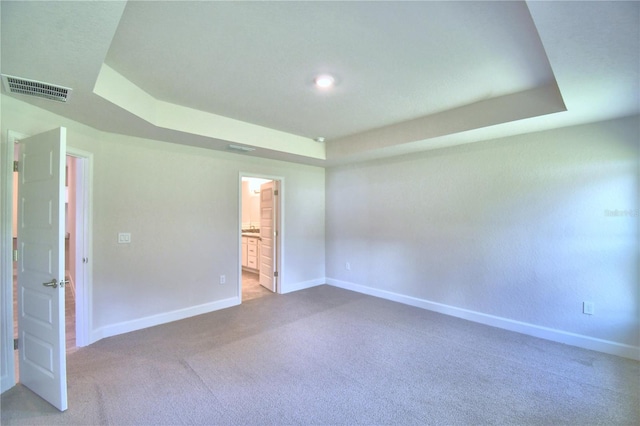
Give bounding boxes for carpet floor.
[1,285,638,425]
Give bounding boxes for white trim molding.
[326,278,640,361]
[65,147,94,348]
[281,277,325,294]
[91,297,240,344]
[1,131,27,393]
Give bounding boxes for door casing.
[66,147,93,348]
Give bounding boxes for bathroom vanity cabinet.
[241,235,260,273]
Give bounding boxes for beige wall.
[4,93,637,358]
[1,95,326,340]
[241,178,265,228]
[326,115,639,351]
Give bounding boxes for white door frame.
[0,131,93,393]
[238,173,283,299]
[66,148,93,347]
[0,131,23,392]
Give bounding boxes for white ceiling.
[1,1,638,167]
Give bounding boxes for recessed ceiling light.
[314,137,325,143]
[314,75,335,89]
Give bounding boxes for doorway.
[240,175,282,301]
[9,135,91,383]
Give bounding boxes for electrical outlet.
[118,232,131,244]
[220,275,226,285]
[345,262,351,271]
[583,301,594,315]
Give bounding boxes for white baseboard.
[280,277,325,294]
[91,297,240,344]
[326,278,640,361]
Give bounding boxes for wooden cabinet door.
[241,237,248,267]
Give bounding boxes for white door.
[17,127,68,411]
[259,181,277,292]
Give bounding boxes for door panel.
[17,127,67,411]
[259,181,277,292]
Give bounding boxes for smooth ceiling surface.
[1,1,638,166]
[105,1,554,140]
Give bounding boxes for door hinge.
[14,338,18,350]
[274,189,279,196]
[13,161,19,172]
[274,271,279,277]
[12,249,18,262]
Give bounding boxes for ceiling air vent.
[1,74,72,103]
[227,144,256,153]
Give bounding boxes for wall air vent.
[1,74,72,103]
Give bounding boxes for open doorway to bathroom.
[240,176,281,301]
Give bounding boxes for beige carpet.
[1,285,638,425]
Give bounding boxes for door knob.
[42,279,68,288]
[43,279,59,288]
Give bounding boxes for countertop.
[242,233,261,239]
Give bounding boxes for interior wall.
[241,178,266,228]
[1,94,326,341]
[3,93,637,356]
[326,115,639,349]
[241,180,251,227]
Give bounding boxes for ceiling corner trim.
[93,63,325,160]
[327,83,567,161]
[94,63,158,123]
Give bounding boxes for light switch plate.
[118,232,131,244]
